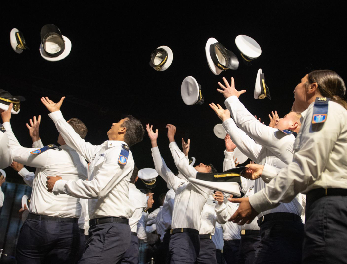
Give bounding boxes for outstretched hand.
[166,124,176,143]
[227,197,259,225]
[41,97,65,113]
[225,134,237,152]
[242,163,264,180]
[268,111,279,128]
[1,103,13,123]
[182,138,190,156]
[146,124,158,147]
[26,115,41,142]
[217,77,246,99]
[209,103,231,122]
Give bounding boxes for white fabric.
[0,187,4,207]
[4,121,88,218]
[151,144,208,230]
[128,183,147,232]
[156,189,175,241]
[199,201,217,235]
[137,212,148,241]
[223,96,302,217]
[0,130,12,169]
[249,101,347,212]
[49,111,134,220]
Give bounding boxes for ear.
[118,126,127,134]
[307,82,318,95]
[291,121,300,132]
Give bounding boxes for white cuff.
[248,189,274,213]
[48,110,64,123]
[261,164,280,183]
[18,167,31,177]
[3,122,12,132]
[52,179,68,195]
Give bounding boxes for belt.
[199,234,212,240]
[89,217,129,226]
[131,232,137,236]
[307,188,347,204]
[240,229,260,236]
[170,228,199,235]
[257,212,301,226]
[27,213,78,223]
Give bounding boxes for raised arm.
[42,97,99,162]
[11,162,35,187]
[223,134,236,171]
[146,124,182,191]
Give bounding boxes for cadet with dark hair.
[42,96,145,264]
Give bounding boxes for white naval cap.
[181,76,204,105]
[39,24,72,62]
[10,28,28,54]
[0,169,6,178]
[235,35,262,62]
[213,124,249,164]
[0,89,25,114]
[149,46,173,71]
[138,168,158,188]
[205,37,239,75]
[254,68,271,100]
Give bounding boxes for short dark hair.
[130,165,139,184]
[68,118,88,139]
[159,193,166,206]
[209,164,218,173]
[121,115,144,147]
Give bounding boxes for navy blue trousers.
[303,195,347,264]
[216,249,226,264]
[16,218,81,264]
[238,233,261,264]
[120,232,139,264]
[196,237,217,264]
[223,239,240,264]
[254,215,304,264]
[79,222,131,264]
[168,232,200,264]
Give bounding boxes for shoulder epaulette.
[312,97,330,124]
[118,144,129,166]
[196,166,245,183]
[30,144,60,155]
[0,124,6,132]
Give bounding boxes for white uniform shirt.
[156,189,175,241]
[223,96,302,217]
[4,122,88,218]
[129,183,147,233]
[250,101,347,212]
[50,111,134,220]
[151,143,209,230]
[0,130,12,169]
[212,222,224,250]
[0,187,4,208]
[137,211,148,241]
[146,207,160,233]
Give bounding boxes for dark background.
[1,1,347,205]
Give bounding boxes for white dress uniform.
[48,111,135,264]
[223,96,304,264]
[151,143,210,263]
[0,130,12,169]
[129,183,147,233]
[155,189,175,241]
[248,100,347,263]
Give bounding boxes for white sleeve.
[261,163,281,183]
[223,150,236,171]
[3,122,50,168]
[49,111,99,163]
[18,167,35,187]
[0,131,11,169]
[249,104,344,213]
[222,118,262,162]
[151,146,183,192]
[215,201,238,224]
[0,188,4,207]
[53,146,132,199]
[169,142,198,179]
[224,96,295,164]
[32,139,44,149]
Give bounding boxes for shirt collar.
[107,140,127,149]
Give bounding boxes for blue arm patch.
[118,144,129,166]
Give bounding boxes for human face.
[195,163,212,173]
[292,74,309,112]
[147,193,154,209]
[275,112,299,131]
[107,118,128,140]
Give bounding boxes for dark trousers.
[153,229,170,264]
[196,237,217,264]
[303,194,347,264]
[254,213,304,264]
[238,232,261,264]
[76,229,86,263]
[168,232,200,264]
[223,239,240,264]
[120,232,139,264]
[216,249,226,264]
[79,222,131,264]
[16,218,81,264]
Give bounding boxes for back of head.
[68,118,88,138]
[122,115,144,147]
[159,193,166,206]
[308,70,347,109]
